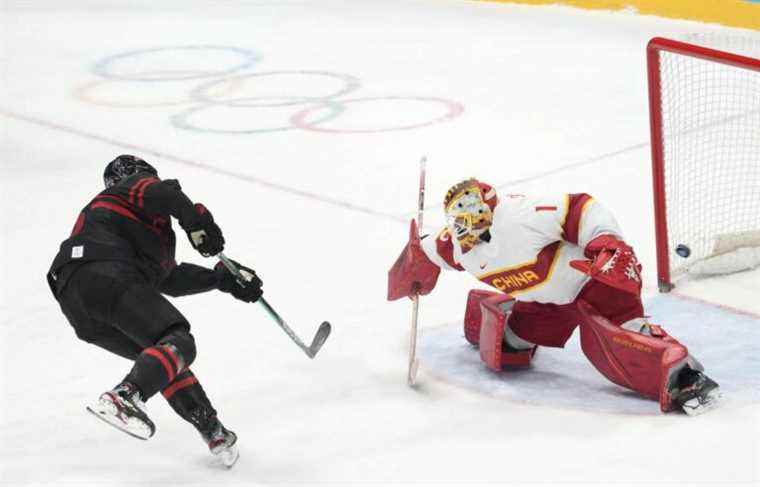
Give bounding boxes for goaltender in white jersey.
[388,178,721,415]
[421,191,621,305]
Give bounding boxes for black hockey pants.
[56,261,218,430]
[57,260,193,363]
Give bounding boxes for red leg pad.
[577,300,688,412]
[479,295,537,371]
[464,289,502,345]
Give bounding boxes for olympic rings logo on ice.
[74,46,465,134]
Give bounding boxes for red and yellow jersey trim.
[561,193,593,244]
[477,241,563,295]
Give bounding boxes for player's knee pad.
[479,294,538,371]
[577,300,696,412]
[157,324,197,370]
[464,289,502,345]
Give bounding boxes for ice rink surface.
[1,1,758,486]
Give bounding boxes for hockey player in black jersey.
[47,155,263,467]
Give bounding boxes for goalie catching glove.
[388,219,441,301]
[215,260,263,303]
[182,203,225,257]
[570,235,642,295]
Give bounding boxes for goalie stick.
[217,252,331,359]
[408,156,427,386]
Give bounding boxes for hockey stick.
[217,252,331,359]
[407,156,427,386]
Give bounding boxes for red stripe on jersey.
[70,212,85,236]
[144,347,176,382]
[90,201,140,223]
[137,179,158,209]
[89,201,160,235]
[535,206,557,212]
[478,241,561,294]
[128,178,155,205]
[435,231,465,271]
[94,194,131,206]
[161,374,199,400]
[562,193,593,244]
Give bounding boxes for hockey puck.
[675,244,691,258]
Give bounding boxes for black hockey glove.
[215,260,263,303]
[183,203,225,257]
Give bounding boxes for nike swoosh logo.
[480,263,487,269]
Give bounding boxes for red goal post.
[647,37,760,292]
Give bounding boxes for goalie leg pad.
[576,300,690,412]
[479,295,537,371]
[464,289,502,345]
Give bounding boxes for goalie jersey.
[421,193,624,305]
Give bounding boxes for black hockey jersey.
[47,172,217,298]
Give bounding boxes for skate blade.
[213,444,239,468]
[682,389,723,417]
[86,405,152,440]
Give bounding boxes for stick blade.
[307,321,331,358]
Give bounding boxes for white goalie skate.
[86,383,156,440]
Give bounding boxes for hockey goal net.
[648,36,760,292]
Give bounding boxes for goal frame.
[647,37,760,292]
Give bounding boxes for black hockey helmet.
[103,155,158,188]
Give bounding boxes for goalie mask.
[444,178,498,253]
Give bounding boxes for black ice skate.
[200,418,239,468]
[673,368,721,416]
[86,382,156,440]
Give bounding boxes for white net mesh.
[657,37,760,279]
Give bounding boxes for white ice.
[1,1,759,486]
